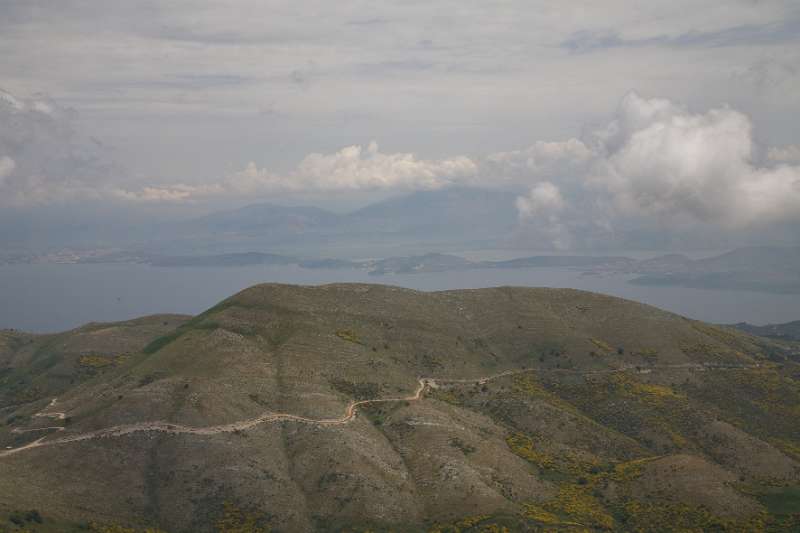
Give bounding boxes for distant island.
[731,320,800,342]
[10,245,797,295]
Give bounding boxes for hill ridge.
[1,283,798,532]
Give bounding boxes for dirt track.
[0,363,764,458]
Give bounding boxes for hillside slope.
[1,284,799,532]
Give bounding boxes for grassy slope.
[0,283,799,532]
[0,315,190,411]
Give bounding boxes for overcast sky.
[1,1,799,247]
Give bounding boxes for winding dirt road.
[0,363,765,458]
[0,376,438,458]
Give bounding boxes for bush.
[335,330,361,344]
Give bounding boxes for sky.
[1,0,799,249]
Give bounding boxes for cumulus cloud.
[485,139,593,183]
[500,92,800,248]
[111,184,222,203]
[734,57,800,106]
[0,88,478,206]
[0,156,15,184]
[768,144,800,163]
[3,86,799,251]
[515,182,565,218]
[134,141,479,201]
[106,141,478,204]
[586,92,800,226]
[255,141,476,192]
[515,181,572,250]
[0,88,119,207]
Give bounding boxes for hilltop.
[1,284,799,532]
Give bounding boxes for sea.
[1,262,798,333]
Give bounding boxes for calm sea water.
[1,263,798,333]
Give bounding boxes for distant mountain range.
[154,187,521,255]
[0,187,524,262]
[3,186,799,265]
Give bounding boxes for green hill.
[1,284,798,532]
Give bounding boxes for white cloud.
[0,86,479,205]
[0,88,116,207]
[200,141,478,197]
[0,90,25,112]
[111,184,222,203]
[515,181,571,250]
[505,93,800,229]
[0,88,62,118]
[290,141,477,191]
[733,57,800,107]
[107,141,478,203]
[499,92,800,247]
[485,139,593,182]
[515,181,565,218]
[2,85,798,250]
[768,144,800,163]
[0,156,15,184]
[587,92,800,226]
[2,1,798,188]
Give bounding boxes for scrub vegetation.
[1,284,799,531]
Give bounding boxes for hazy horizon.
[1,1,799,325]
[3,5,800,531]
[1,1,799,255]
